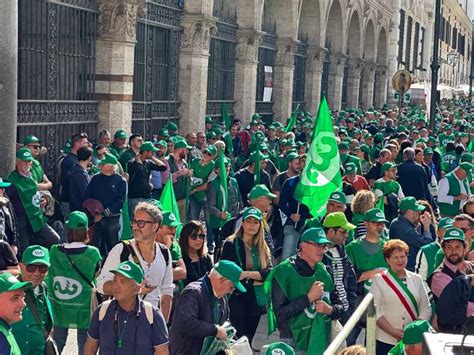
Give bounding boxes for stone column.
[345,59,362,109]
[272,38,297,123]
[234,30,262,122]
[374,67,388,108]
[304,46,326,114]
[178,15,216,133]
[0,0,17,176]
[96,0,142,135]
[326,53,346,111]
[360,63,376,110]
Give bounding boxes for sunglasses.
[132,219,155,228]
[190,233,206,240]
[28,145,41,150]
[204,151,213,156]
[25,264,48,273]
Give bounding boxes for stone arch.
[346,10,362,58]
[298,0,321,46]
[377,27,388,66]
[363,19,376,62]
[325,0,345,53]
[263,0,299,39]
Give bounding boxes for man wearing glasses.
[23,135,52,191]
[97,202,174,323]
[11,245,53,355]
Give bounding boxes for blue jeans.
[54,326,88,355]
[188,196,205,221]
[281,225,301,260]
[92,216,120,257]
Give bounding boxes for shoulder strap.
[158,243,169,266]
[121,240,141,267]
[62,248,95,288]
[25,291,49,340]
[142,301,154,325]
[99,300,113,321]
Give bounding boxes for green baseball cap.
[364,208,388,223]
[98,153,118,165]
[423,147,433,155]
[206,131,217,139]
[428,136,437,144]
[161,211,181,227]
[114,129,127,139]
[111,261,144,284]
[63,139,72,153]
[213,126,224,135]
[242,207,263,221]
[461,153,473,163]
[65,211,89,230]
[250,120,259,127]
[438,217,453,230]
[159,128,169,137]
[328,191,346,205]
[248,184,276,201]
[286,152,299,163]
[154,140,167,148]
[140,141,158,152]
[339,142,349,150]
[166,122,178,131]
[205,144,217,156]
[399,197,425,212]
[443,227,465,242]
[16,148,34,161]
[22,245,50,267]
[402,320,434,345]
[381,162,396,175]
[23,135,41,145]
[265,342,295,355]
[249,151,269,163]
[174,140,192,149]
[360,144,370,153]
[344,163,357,175]
[0,178,11,189]
[459,162,473,173]
[214,260,246,292]
[0,272,32,293]
[323,212,356,231]
[205,116,214,124]
[301,227,332,245]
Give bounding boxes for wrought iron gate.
[18,0,99,176]
[132,0,182,138]
[292,36,308,111]
[206,0,237,119]
[255,19,277,124]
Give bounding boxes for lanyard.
[114,300,140,355]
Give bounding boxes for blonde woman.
[220,207,273,344]
[350,190,376,241]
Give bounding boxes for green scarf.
[7,171,46,232]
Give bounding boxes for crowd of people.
[0,98,473,355]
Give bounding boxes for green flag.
[221,102,232,131]
[294,97,342,217]
[160,173,183,236]
[285,104,300,133]
[218,149,229,213]
[376,195,385,213]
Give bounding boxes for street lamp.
[445,52,459,87]
[429,0,442,131]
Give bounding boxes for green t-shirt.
[31,159,44,184]
[373,178,404,199]
[170,240,182,261]
[190,158,215,201]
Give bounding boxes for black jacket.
[68,164,90,212]
[397,159,432,202]
[128,160,166,199]
[169,275,229,355]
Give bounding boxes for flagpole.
[295,202,300,228]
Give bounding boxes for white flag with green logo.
[294,97,342,217]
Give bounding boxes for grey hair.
[403,147,415,160]
[209,268,223,280]
[134,202,163,225]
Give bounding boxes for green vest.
[420,242,441,278]
[273,258,333,354]
[438,172,469,217]
[6,171,46,233]
[46,245,101,329]
[208,177,239,229]
[11,284,53,355]
[30,159,44,184]
[109,143,126,159]
[0,319,21,355]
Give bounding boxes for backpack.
[119,240,169,267]
[98,299,154,325]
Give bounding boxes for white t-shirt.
[97,239,174,306]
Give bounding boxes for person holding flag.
[207,153,242,254]
[266,227,343,354]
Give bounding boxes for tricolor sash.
[381,269,419,321]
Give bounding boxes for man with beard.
[119,134,143,173]
[430,227,474,333]
[272,152,300,206]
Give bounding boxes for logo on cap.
[271,350,285,355]
[451,230,460,236]
[376,212,383,218]
[8,276,17,283]
[23,151,30,157]
[120,264,132,271]
[333,193,340,198]
[169,214,176,221]
[32,249,45,257]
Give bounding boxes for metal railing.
[324,293,376,355]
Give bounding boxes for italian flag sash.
[381,269,419,321]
